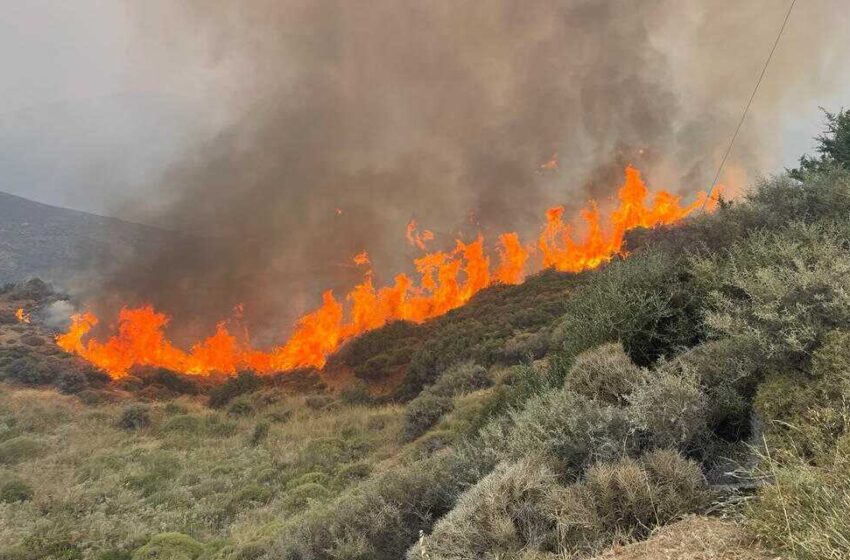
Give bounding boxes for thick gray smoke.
[90,0,850,343]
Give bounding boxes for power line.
[706,0,797,205]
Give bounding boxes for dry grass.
[0,385,404,558]
[591,516,777,560]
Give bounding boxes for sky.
[0,0,848,218]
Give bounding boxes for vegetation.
[1,110,850,558]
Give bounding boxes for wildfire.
[57,166,720,378]
[15,308,30,323]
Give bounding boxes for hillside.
[1,111,850,560]
[0,190,170,285]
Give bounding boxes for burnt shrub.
[209,371,261,408]
[116,404,152,431]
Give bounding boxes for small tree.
[790,108,850,179]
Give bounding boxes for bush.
[56,370,87,394]
[749,427,850,559]
[0,474,34,502]
[552,249,704,367]
[249,421,270,446]
[116,404,152,431]
[279,482,331,512]
[503,331,549,363]
[430,361,492,397]
[226,399,254,417]
[209,372,262,408]
[269,451,473,560]
[131,532,204,560]
[565,342,645,406]
[0,436,46,465]
[400,391,453,442]
[497,389,633,477]
[556,450,710,554]
[409,459,560,559]
[693,221,850,373]
[628,370,708,452]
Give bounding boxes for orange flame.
[15,308,30,324]
[406,220,435,250]
[58,166,720,378]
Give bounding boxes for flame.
[540,153,559,171]
[406,220,435,250]
[58,166,720,378]
[15,308,31,323]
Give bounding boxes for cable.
[705,0,797,207]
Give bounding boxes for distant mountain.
[0,190,170,285]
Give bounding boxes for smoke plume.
[90,0,850,344]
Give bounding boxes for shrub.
[693,222,850,373]
[400,391,453,442]
[628,369,707,452]
[0,474,34,503]
[565,342,645,406]
[661,339,757,440]
[131,532,204,560]
[249,421,270,446]
[161,414,202,434]
[430,361,492,397]
[209,372,262,408]
[499,390,633,477]
[56,370,87,394]
[116,404,152,431]
[0,436,46,465]
[339,382,373,406]
[227,399,254,417]
[409,459,560,559]
[749,431,850,560]
[556,450,710,553]
[503,331,549,363]
[269,451,472,560]
[279,482,331,512]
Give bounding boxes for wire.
[705,0,797,207]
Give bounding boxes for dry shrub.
[408,459,560,559]
[565,342,645,406]
[628,370,708,452]
[501,389,633,477]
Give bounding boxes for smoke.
[88,0,849,343]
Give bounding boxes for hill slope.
[0,190,169,285]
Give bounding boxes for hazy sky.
[0,0,848,217]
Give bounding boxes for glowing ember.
[15,308,30,324]
[58,166,720,378]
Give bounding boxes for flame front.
[58,166,720,378]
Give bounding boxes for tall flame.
[57,166,719,378]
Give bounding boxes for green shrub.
[694,221,850,373]
[0,474,33,502]
[131,532,204,560]
[202,414,238,438]
[400,391,453,442]
[497,389,633,477]
[660,339,757,440]
[209,372,262,408]
[502,331,549,363]
[628,370,708,452]
[565,342,645,406]
[269,451,473,560]
[338,382,373,406]
[334,462,372,485]
[430,361,491,397]
[249,421,270,446]
[279,482,330,512]
[226,399,254,417]
[116,404,152,431]
[286,471,332,490]
[552,249,704,367]
[409,459,560,559]
[0,436,46,465]
[161,414,202,434]
[749,433,850,560]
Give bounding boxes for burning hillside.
[56,166,718,378]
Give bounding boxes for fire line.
[57,166,719,378]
